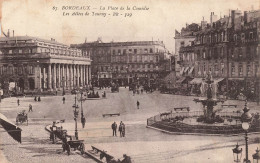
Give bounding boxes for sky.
[0,0,259,53]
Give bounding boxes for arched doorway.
[28,78,35,90]
[18,78,25,92]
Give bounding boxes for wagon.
[16,110,28,125]
[62,136,85,155]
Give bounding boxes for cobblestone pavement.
[0,87,259,163]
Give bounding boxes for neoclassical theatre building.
[0,36,91,95]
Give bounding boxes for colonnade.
[38,63,91,90]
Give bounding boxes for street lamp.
[73,94,79,140]
[241,100,252,163]
[253,148,260,163]
[233,143,243,162]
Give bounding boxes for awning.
[188,67,194,75]
[183,67,189,73]
[179,67,185,75]
[0,113,22,143]
[214,78,225,84]
[190,78,203,84]
[228,78,244,81]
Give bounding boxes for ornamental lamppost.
[72,93,79,140]
[241,100,252,163]
[253,148,260,163]
[232,143,243,162]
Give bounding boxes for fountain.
[147,74,260,135]
[193,74,225,124]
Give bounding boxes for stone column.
[47,64,52,90]
[43,66,46,89]
[61,64,64,88]
[35,64,42,91]
[82,65,85,86]
[85,65,89,85]
[67,64,69,88]
[76,65,79,87]
[53,64,56,90]
[80,65,83,86]
[64,64,67,88]
[70,65,73,89]
[88,65,91,84]
[73,65,76,88]
[57,64,60,90]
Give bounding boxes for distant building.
[0,36,91,95]
[174,23,200,77]
[71,40,171,87]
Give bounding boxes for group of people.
[111,121,125,137]
[87,90,100,98]
[34,96,41,102]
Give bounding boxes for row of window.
[196,63,258,77]
[1,48,88,57]
[0,66,35,75]
[195,46,257,61]
[92,48,164,56]
[195,31,255,45]
[96,64,159,72]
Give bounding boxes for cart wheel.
[67,145,70,155]
[80,143,85,154]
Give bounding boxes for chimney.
[7,29,10,37]
[231,10,242,30]
[244,11,248,23]
[13,30,14,37]
[210,12,218,26]
[201,16,207,30]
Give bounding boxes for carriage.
[16,110,28,125]
[62,135,85,155]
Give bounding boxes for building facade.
[174,23,200,77]
[0,36,91,95]
[177,9,260,100]
[72,40,170,87]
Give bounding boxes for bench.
[102,113,120,117]
[174,107,190,112]
[221,105,237,108]
[160,111,171,116]
[91,146,114,162]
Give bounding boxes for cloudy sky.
[0,0,259,53]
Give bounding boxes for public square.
[0,88,259,163]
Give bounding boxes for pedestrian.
[133,90,135,96]
[62,96,65,104]
[34,96,37,101]
[122,122,125,137]
[137,100,140,109]
[111,121,117,136]
[81,115,86,128]
[28,104,33,112]
[38,96,41,102]
[17,99,20,106]
[119,121,123,137]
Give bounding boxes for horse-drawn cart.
[16,110,28,125]
[62,135,85,155]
